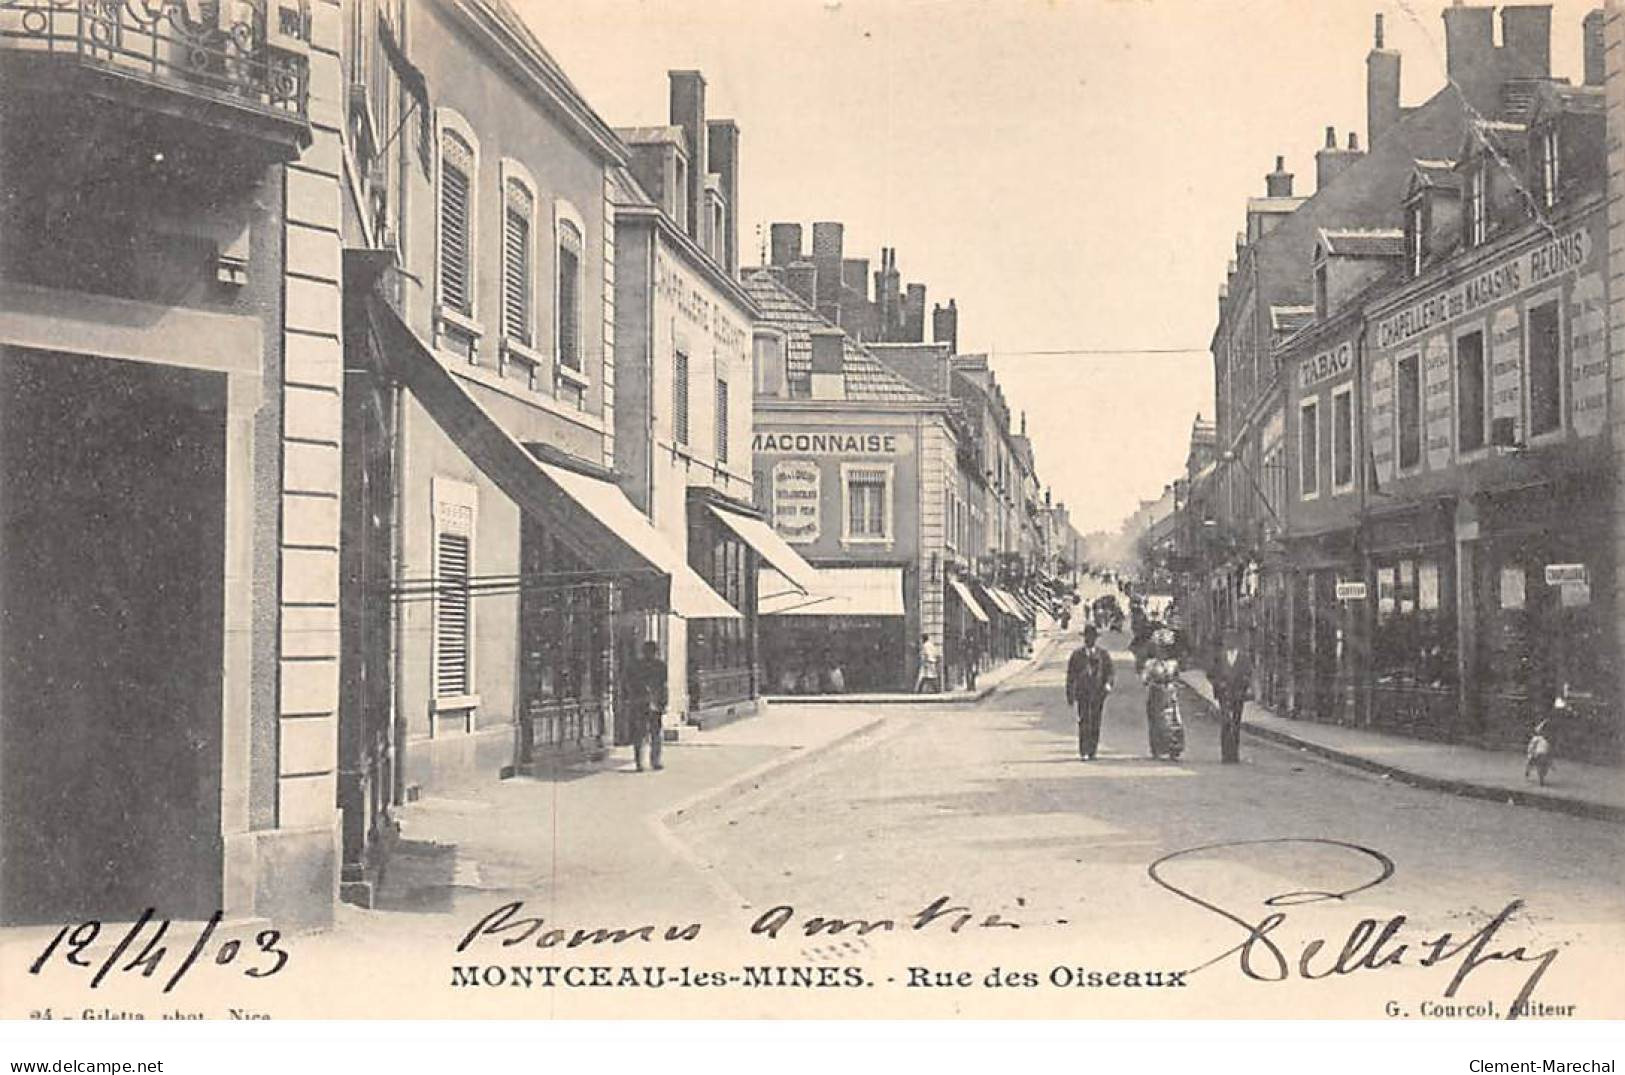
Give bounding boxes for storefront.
[760,564,909,692]
[1364,501,1458,740]
[945,574,990,689]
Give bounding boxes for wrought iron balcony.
[2,0,311,147]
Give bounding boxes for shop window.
[843,464,893,542]
[1397,352,1421,470]
[1373,554,1455,689]
[432,479,478,709]
[1332,385,1354,491]
[1457,329,1487,452]
[519,524,609,708]
[1299,399,1319,499]
[715,377,729,463]
[1528,300,1561,437]
[673,351,689,446]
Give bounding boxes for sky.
[517,0,1597,535]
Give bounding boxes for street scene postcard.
[1,0,1624,1029]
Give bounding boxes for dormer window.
[1537,126,1559,210]
[1405,199,1425,276]
[1313,261,1328,321]
[1465,162,1488,247]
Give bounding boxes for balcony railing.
[1,0,310,124]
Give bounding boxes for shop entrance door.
[1,349,226,924]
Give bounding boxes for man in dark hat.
[628,640,668,772]
[1211,627,1253,763]
[1065,624,1114,760]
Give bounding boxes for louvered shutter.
[557,220,582,370]
[439,132,474,315]
[435,528,471,697]
[715,377,729,463]
[674,351,689,445]
[503,180,532,345]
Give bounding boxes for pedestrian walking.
[915,633,941,693]
[1211,627,1252,764]
[628,640,668,772]
[1142,628,1185,760]
[1065,624,1114,760]
[964,631,981,691]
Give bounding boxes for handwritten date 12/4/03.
[28,910,289,993]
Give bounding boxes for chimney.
[841,257,870,300]
[903,283,927,342]
[785,261,818,308]
[875,247,902,339]
[932,298,959,354]
[1367,14,1402,149]
[810,327,845,400]
[1315,126,1365,191]
[669,71,706,243]
[810,221,844,322]
[1584,10,1605,87]
[769,222,802,267]
[1265,155,1293,197]
[705,119,740,274]
[1500,6,1552,79]
[1442,4,1496,108]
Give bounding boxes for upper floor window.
[843,464,893,543]
[1538,127,1560,210]
[502,176,535,347]
[1465,162,1488,248]
[1457,329,1487,452]
[1313,263,1328,321]
[1299,399,1320,500]
[438,124,476,317]
[673,350,690,446]
[715,377,729,463]
[1332,385,1354,491]
[556,218,583,373]
[1406,200,1425,277]
[1397,352,1422,470]
[1528,300,1562,437]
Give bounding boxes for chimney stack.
[668,71,706,243]
[903,283,927,342]
[811,221,844,323]
[769,222,802,268]
[1316,126,1366,191]
[1500,5,1552,79]
[705,119,740,274]
[785,261,818,309]
[933,298,959,354]
[1584,9,1605,87]
[1265,155,1294,197]
[1442,4,1496,109]
[1366,13,1402,149]
[875,247,902,339]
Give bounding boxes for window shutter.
[439,133,474,315]
[715,377,728,463]
[503,181,532,345]
[674,352,689,445]
[557,219,583,371]
[436,530,471,696]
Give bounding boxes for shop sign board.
[771,459,821,544]
[1334,581,1367,601]
[1544,563,1587,586]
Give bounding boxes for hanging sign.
[1544,563,1587,585]
[1335,581,1368,601]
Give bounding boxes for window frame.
[1524,292,1564,441]
[1331,382,1355,494]
[553,198,590,389]
[673,347,690,447]
[714,375,729,464]
[1299,397,1320,501]
[434,108,481,331]
[1538,125,1560,210]
[1405,197,1426,277]
[430,476,480,726]
[1466,161,1488,248]
[498,158,540,358]
[840,461,895,545]
[1397,350,1423,472]
[1455,324,1489,456]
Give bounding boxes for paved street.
[664,628,1625,1018]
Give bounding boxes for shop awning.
[759,565,905,618]
[987,587,1028,620]
[364,294,738,620]
[949,578,989,623]
[706,504,820,594]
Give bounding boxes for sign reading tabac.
[771,459,821,544]
[1298,342,1352,391]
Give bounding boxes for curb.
[1177,683,1625,824]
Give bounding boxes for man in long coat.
[1211,627,1253,763]
[1066,625,1115,760]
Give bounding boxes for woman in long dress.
[1142,628,1185,760]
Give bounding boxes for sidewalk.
[763,629,1063,707]
[1181,669,1625,822]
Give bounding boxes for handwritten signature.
[1148,838,1559,1019]
[28,910,290,993]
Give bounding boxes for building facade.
[1,0,345,927]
